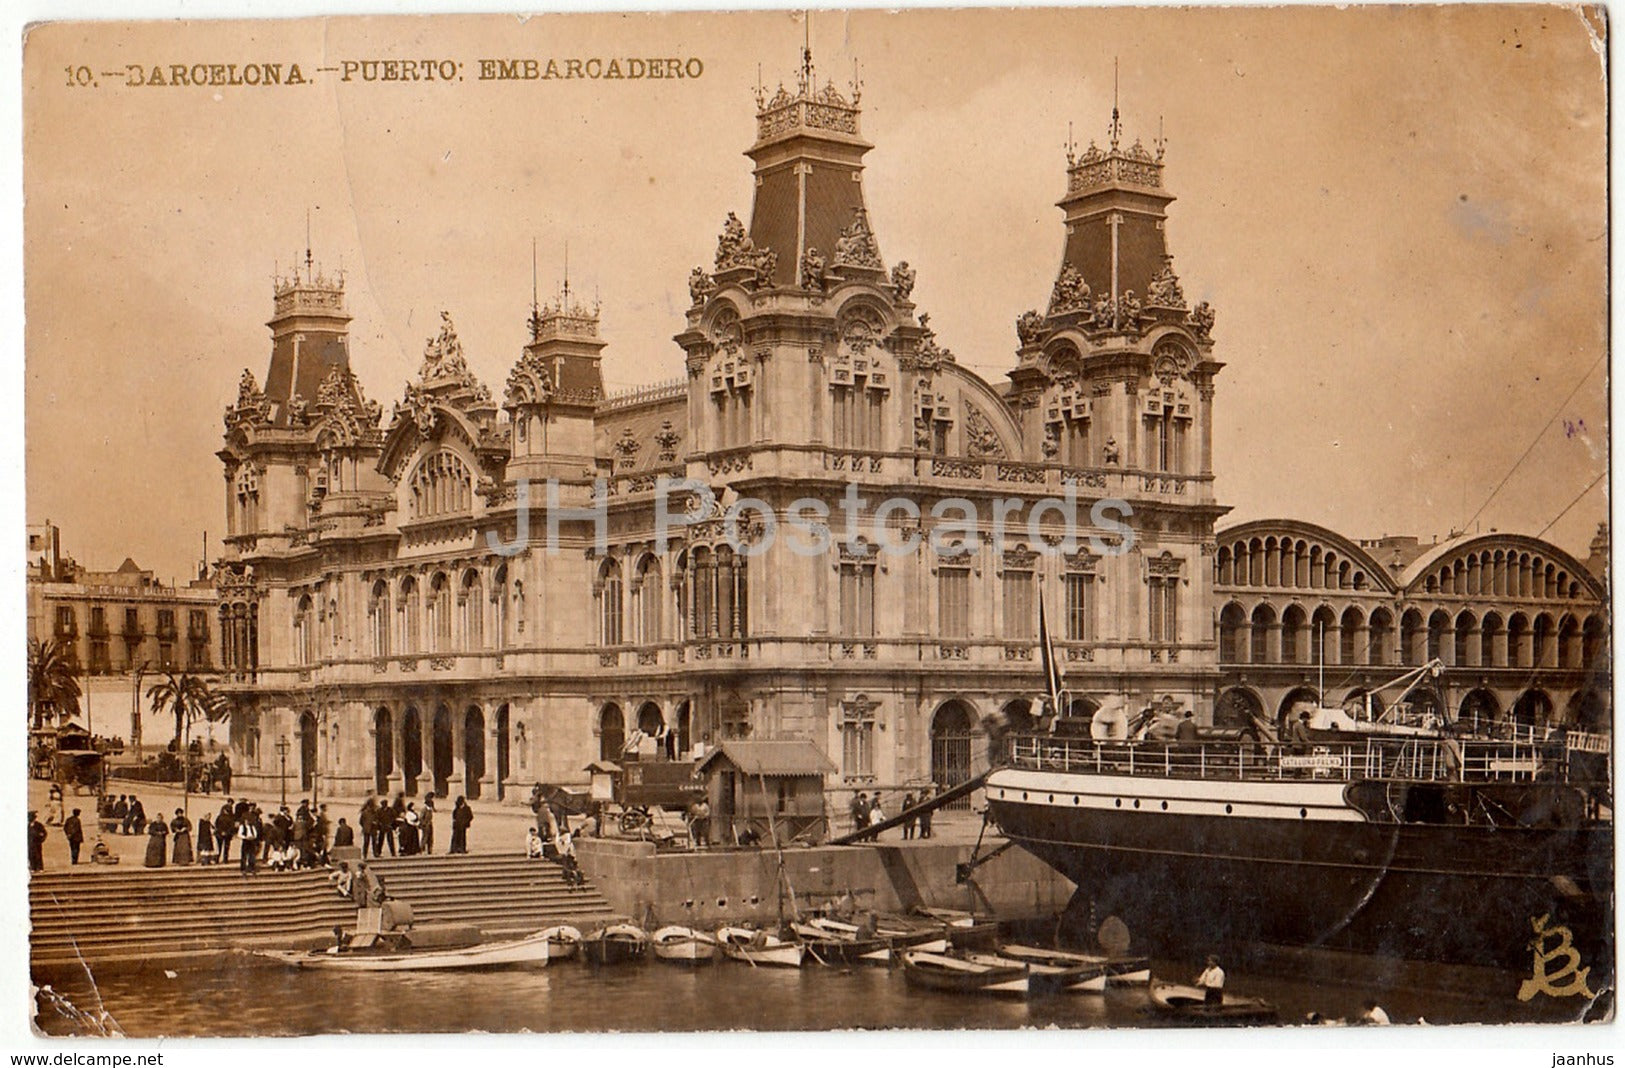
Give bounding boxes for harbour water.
[33,952,1587,1037]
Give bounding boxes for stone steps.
[30,853,618,971]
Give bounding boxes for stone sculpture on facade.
[800,247,827,291]
[832,208,883,269]
[964,405,1005,458]
[714,212,754,269]
[890,261,916,300]
[654,420,680,462]
[1146,256,1186,308]
[1048,262,1092,313]
[1093,295,1116,330]
[420,311,471,381]
[1189,301,1216,338]
[1102,436,1121,465]
[1015,309,1047,347]
[688,267,716,305]
[504,349,553,408]
[1119,291,1143,330]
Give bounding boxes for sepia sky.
[22,7,1609,582]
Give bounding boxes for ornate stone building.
[210,63,1607,805]
[212,65,1228,803]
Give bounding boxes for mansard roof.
[595,382,688,475]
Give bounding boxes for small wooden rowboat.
[257,929,550,972]
[801,917,951,959]
[962,951,1106,994]
[581,923,648,966]
[715,926,806,968]
[539,925,582,963]
[652,925,720,965]
[790,922,893,965]
[1000,944,1151,985]
[899,951,1028,996]
[1147,980,1278,1024]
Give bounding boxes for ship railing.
[1006,734,1566,784]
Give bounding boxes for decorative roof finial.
[850,56,862,105]
[799,10,814,94]
[1065,121,1077,166]
[562,239,571,307]
[754,63,765,108]
[304,207,313,274]
[1109,57,1122,151]
[1155,114,1167,162]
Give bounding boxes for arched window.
[408,449,474,519]
[1218,603,1248,663]
[1400,609,1425,665]
[1250,604,1275,664]
[1340,607,1366,665]
[460,569,484,650]
[1369,608,1394,665]
[294,594,316,666]
[1280,605,1307,665]
[632,555,662,644]
[680,546,750,641]
[428,572,452,653]
[368,580,390,658]
[398,576,421,654]
[492,564,510,650]
[597,558,624,646]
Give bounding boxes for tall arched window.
[428,572,452,652]
[398,576,421,654]
[409,449,474,519]
[294,594,316,666]
[460,569,484,650]
[633,554,662,644]
[597,558,624,646]
[368,580,390,658]
[492,564,510,650]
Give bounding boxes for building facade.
[1212,519,1610,733]
[210,64,1609,804]
[26,521,220,747]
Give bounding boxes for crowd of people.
[355,793,476,857]
[848,785,941,840]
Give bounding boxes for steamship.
[985,628,1614,975]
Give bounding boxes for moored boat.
[539,925,582,962]
[1147,980,1276,1024]
[899,950,1028,996]
[652,925,720,965]
[999,944,1149,986]
[256,928,550,972]
[715,925,805,968]
[581,923,648,966]
[790,921,892,965]
[987,681,1614,972]
[963,951,1106,994]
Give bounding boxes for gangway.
[829,769,991,846]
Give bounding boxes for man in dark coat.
[129,797,147,835]
[113,795,130,835]
[449,796,473,854]
[332,817,355,849]
[63,809,84,864]
[27,812,46,871]
[358,798,377,858]
[215,800,236,863]
[420,793,436,855]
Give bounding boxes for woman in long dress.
[170,809,193,865]
[143,818,168,868]
[449,797,472,854]
[399,805,420,855]
[196,814,216,865]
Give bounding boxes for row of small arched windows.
[1218,601,1607,671]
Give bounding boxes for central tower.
[743,54,877,288]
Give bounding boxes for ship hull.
[986,767,1613,977]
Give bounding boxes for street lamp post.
[276,735,290,807]
[131,661,149,757]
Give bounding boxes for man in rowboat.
[1196,956,1225,1006]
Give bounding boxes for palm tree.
[28,638,81,730]
[146,669,229,749]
